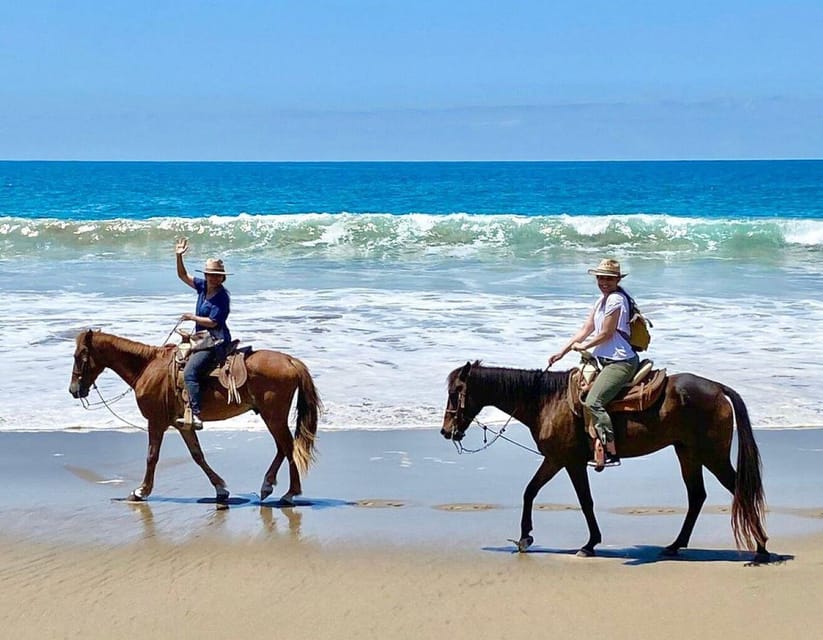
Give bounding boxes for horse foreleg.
[516,458,560,552]
[663,446,706,556]
[177,429,230,503]
[129,426,166,501]
[566,463,602,557]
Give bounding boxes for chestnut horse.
[69,329,321,504]
[441,361,770,562]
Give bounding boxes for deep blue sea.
[2,160,821,432]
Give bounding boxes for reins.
[83,383,147,431]
[449,364,551,457]
[452,412,541,456]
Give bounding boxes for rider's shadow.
[482,544,794,565]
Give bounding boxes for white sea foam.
[5,271,822,433]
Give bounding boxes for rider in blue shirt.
[175,238,232,429]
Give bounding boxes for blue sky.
[1,1,821,160]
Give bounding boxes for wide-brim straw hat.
[197,258,231,276]
[587,258,626,278]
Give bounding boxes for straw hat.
[587,258,626,278]
[198,258,231,276]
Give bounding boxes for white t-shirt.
[592,291,635,361]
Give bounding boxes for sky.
[1,0,821,161]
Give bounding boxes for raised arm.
[175,238,195,289]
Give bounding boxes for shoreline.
[1,427,821,548]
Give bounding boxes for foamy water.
[6,265,822,432]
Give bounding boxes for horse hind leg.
[260,451,285,501]
[663,445,706,557]
[261,411,301,503]
[703,455,770,562]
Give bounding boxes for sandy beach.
[0,428,821,639]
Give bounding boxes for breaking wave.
[1,212,821,261]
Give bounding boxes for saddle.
[567,358,667,472]
[173,340,253,406]
[566,359,668,417]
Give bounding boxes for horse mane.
[93,331,170,361]
[450,360,570,405]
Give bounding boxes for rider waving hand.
[175,238,232,430]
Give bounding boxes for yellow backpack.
[617,288,652,352]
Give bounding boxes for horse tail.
[720,383,768,551]
[289,357,322,475]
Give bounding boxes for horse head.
[69,329,105,398]
[441,361,482,441]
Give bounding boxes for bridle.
[71,347,91,391]
[444,384,468,435]
[70,341,141,427]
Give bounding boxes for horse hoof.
[215,486,230,503]
[260,484,274,501]
[576,547,596,558]
[661,546,680,557]
[280,492,297,505]
[753,551,771,565]
[509,536,533,552]
[127,492,144,502]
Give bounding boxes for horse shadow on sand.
[113,494,354,510]
[482,544,794,566]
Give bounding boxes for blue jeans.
[183,348,219,416]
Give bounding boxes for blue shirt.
[193,277,231,344]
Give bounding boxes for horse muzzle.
[69,381,89,399]
[440,425,465,441]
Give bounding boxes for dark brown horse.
[69,329,321,504]
[441,361,770,562]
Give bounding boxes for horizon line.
[2,157,821,164]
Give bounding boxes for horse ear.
[458,361,472,382]
[84,329,94,345]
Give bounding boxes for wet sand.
[0,428,821,638]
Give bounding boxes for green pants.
[583,355,640,444]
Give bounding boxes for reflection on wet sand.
[259,505,303,541]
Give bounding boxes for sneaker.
[175,413,204,431]
[604,453,621,466]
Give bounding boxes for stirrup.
[587,439,620,471]
[176,408,203,431]
[587,439,606,472]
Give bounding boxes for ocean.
[2,160,822,433]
